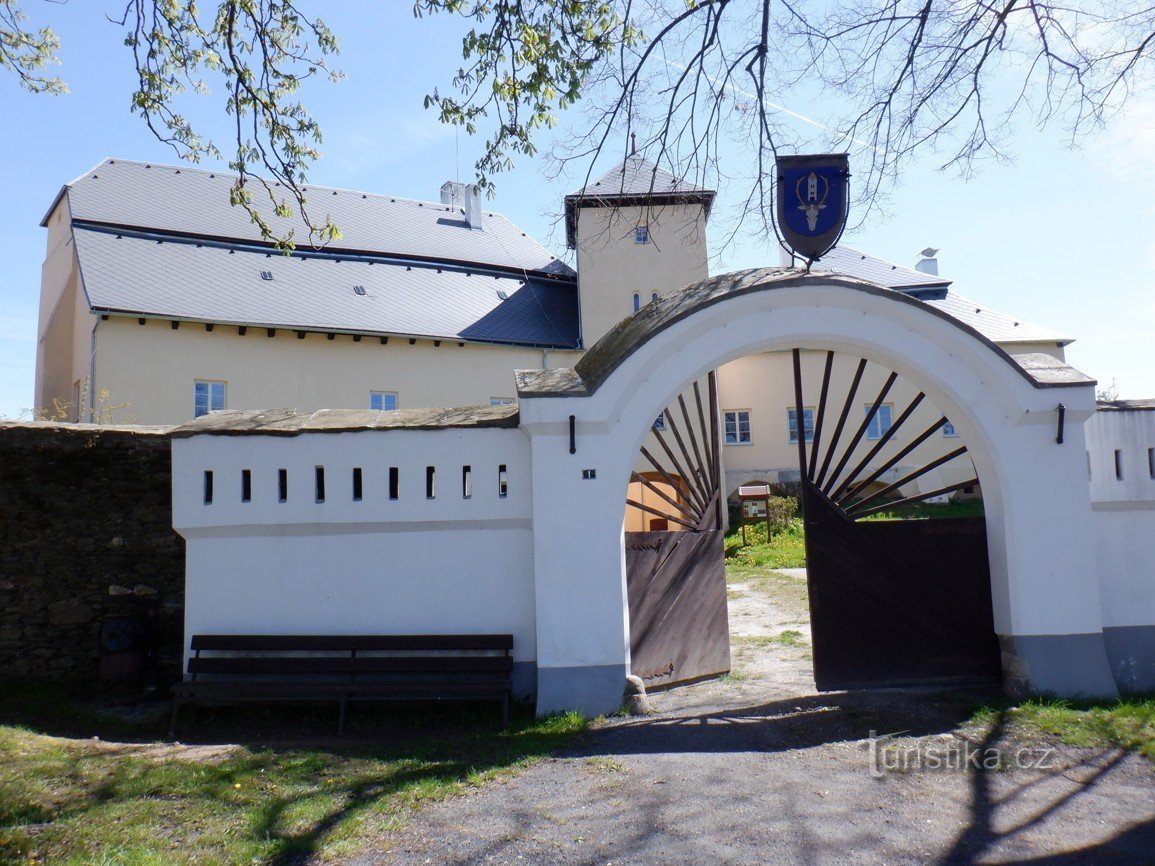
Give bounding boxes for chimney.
[915,247,940,275]
[440,180,484,231]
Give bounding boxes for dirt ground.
[357,570,1155,866]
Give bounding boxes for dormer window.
[634,225,649,244]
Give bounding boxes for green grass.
[724,518,807,572]
[0,684,587,865]
[734,631,807,648]
[971,697,1155,760]
[859,498,984,521]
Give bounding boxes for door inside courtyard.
[623,348,1002,695]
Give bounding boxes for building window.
[865,403,894,440]
[490,397,515,406]
[653,415,667,431]
[725,410,752,445]
[634,225,649,244]
[651,292,659,303]
[943,418,958,437]
[787,407,814,444]
[632,292,641,312]
[193,380,226,418]
[370,391,398,411]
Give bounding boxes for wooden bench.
[169,634,514,738]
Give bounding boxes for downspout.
[541,348,549,370]
[87,317,98,423]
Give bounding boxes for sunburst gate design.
[776,154,851,263]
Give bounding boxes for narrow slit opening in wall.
[278,468,288,502]
[352,467,363,501]
[388,467,399,500]
[1114,449,1124,481]
[462,465,472,499]
[426,466,436,499]
[203,470,214,504]
[241,469,251,502]
[315,466,326,502]
[498,464,508,498]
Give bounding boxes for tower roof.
[563,156,716,248]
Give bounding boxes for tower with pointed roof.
[563,156,716,347]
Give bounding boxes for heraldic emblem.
[775,153,850,263]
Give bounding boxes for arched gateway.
[172,265,1123,721]
[517,267,1117,715]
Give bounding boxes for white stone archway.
[517,268,1117,716]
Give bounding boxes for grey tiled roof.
[53,158,569,274]
[922,291,1072,346]
[564,156,716,247]
[816,247,949,289]
[73,227,580,348]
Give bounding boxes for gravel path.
[354,572,1155,865]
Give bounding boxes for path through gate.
[790,350,1002,690]
[624,372,730,688]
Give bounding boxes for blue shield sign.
[776,154,850,262]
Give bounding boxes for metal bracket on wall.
[569,415,576,454]
[1056,403,1066,445]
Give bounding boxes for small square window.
[725,410,752,445]
[194,380,226,418]
[865,403,894,440]
[490,397,515,406]
[634,225,649,244]
[787,407,814,444]
[943,419,958,437]
[370,391,398,411]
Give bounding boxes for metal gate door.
[790,350,1001,690]
[625,373,730,689]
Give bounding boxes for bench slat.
[190,634,513,652]
[188,656,514,675]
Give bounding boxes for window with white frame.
[193,380,226,418]
[865,403,894,440]
[634,225,649,244]
[650,291,659,303]
[490,397,515,406]
[653,414,667,431]
[370,391,398,411]
[942,418,958,437]
[724,410,752,445]
[787,407,814,443]
[632,292,641,312]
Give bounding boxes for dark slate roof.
[72,226,580,348]
[49,158,570,275]
[1098,399,1155,411]
[816,247,949,290]
[564,156,716,247]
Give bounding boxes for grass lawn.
[724,518,807,574]
[972,697,1155,760]
[0,683,586,865]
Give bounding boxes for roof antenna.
[630,133,637,156]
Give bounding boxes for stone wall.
[0,422,183,690]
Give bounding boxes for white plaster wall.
[1085,409,1155,630]
[173,427,537,664]
[521,278,1105,712]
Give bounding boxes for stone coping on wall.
[170,405,520,438]
[514,267,1097,398]
[0,420,174,437]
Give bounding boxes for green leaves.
[0,1,67,94]
[416,0,633,194]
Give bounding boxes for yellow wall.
[93,316,580,424]
[573,202,710,346]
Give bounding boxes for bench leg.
[337,696,348,736]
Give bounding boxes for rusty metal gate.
[624,372,730,688]
[790,350,1002,690]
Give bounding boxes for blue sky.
[2,3,1152,420]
